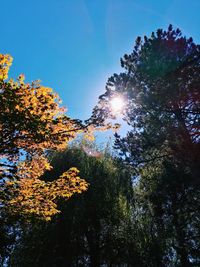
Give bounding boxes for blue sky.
[1,0,200,139]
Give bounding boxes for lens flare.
[110,96,125,113]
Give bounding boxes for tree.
[9,142,136,267]
[90,25,200,266]
[0,53,89,222]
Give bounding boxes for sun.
[110,96,125,114]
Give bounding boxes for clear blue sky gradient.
[1,0,200,139]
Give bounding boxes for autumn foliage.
[0,54,88,220]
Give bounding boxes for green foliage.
[90,25,200,266]
[9,143,136,267]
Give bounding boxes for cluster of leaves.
[4,167,87,220]
[0,54,88,221]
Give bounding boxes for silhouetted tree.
[90,25,200,266]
